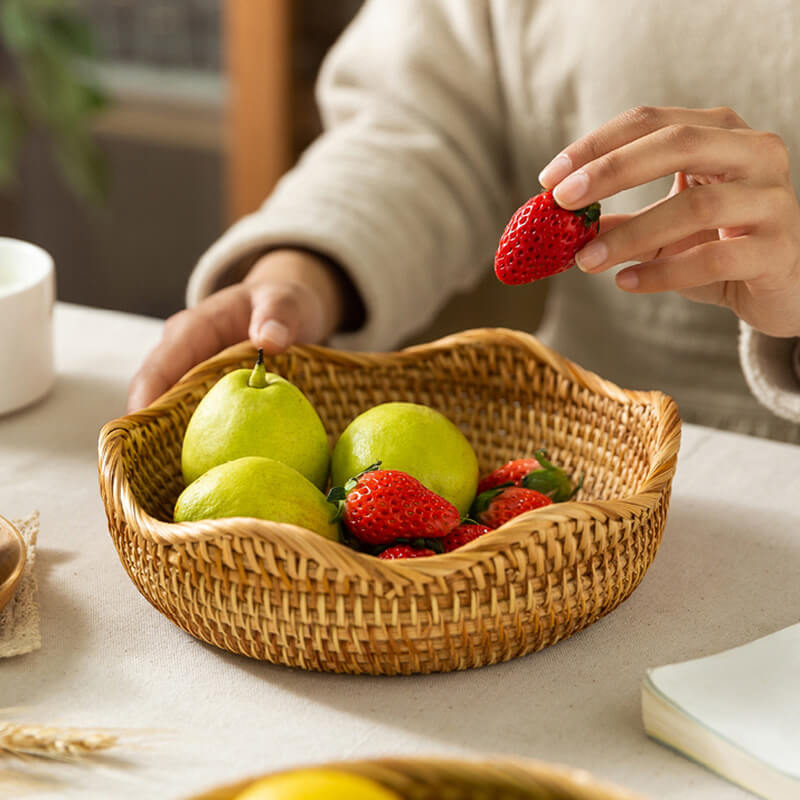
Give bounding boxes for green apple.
[232,770,400,800]
[181,351,330,489]
[331,402,478,515]
[174,456,339,541]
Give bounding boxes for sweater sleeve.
[739,322,800,423]
[187,0,515,351]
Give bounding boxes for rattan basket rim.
[98,328,681,586]
[186,755,647,800]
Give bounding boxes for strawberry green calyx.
[575,201,601,227]
[247,349,268,388]
[469,483,514,519]
[353,461,382,481]
[326,486,347,521]
[521,449,583,502]
[326,461,382,522]
[551,192,601,228]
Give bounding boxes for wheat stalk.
[0,721,118,761]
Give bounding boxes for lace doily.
[0,512,41,658]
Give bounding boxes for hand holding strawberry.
[537,106,800,338]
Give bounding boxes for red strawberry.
[477,457,542,495]
[470,486,553,529]
[478,450,583,503]
[327,464,461,546]
[378,545,436,560]
[494,190,601,284]
[442,523,492,552]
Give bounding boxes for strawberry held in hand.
[494,190,601,284]
[470,485,553,529]
[327,463,461,546]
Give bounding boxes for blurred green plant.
[0,0,109,203]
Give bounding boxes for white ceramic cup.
[0,237,55,415]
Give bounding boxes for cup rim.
[0,237,54,298]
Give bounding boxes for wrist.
[245,249,344,335]
[245,248,364,336]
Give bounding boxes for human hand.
[127,249,347,412]
[538,106,800,337]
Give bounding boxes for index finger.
[126,287,252,412]
[538,105,749,188]
[127,313,223,412]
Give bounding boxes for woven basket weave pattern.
[98,329,680,676]
[190,757,647,799]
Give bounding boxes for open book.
[642,624,800,800]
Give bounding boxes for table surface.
[2,302,799,800]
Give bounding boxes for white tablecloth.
[2,303,799,799]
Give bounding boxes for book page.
[647,624,800,778]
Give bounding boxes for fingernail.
[575,240,607,272]
[553,170,589,206]
[616,269,639,290]
[538,153,572,187]
[258,319,290,349]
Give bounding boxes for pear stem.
[248,348,268,388]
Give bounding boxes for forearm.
[187,0,513,351]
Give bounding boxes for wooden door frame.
[224,0,292,223]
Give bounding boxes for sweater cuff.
[739,322,800,423]
[186,210,383,351]
[187,186,442,354]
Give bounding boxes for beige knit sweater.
[189,0,800,442]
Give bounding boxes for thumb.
[247,282,327,355]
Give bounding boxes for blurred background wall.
[0,0,546,342]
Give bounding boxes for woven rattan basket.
[98,328,680,676]
[188,757,647,799]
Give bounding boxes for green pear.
[331,402,478,515]
[181,351,330,489]
[174,456,339,540]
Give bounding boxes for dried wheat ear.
[0,721,118,761]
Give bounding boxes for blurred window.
[74,0,221,72]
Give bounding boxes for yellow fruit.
[174,456,339,541]
[331,402,478,515]
[181,354,330,489]
[232,769,400,800]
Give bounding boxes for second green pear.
[181,354,330,489]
